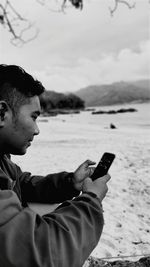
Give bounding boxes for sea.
[53,102,150,130]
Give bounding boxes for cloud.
[1,0,149,94]
[34,39,150,92]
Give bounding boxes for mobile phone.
[91,152,115,181]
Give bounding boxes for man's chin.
[11,148,27,156]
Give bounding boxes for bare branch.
[35,0,83,13]
[109,0,136,16]
[7,1,27,21]
[62,0,83,10]
[10,23,39,47]
[0,0,149,45]
[0,0,38,45]
[0,2,18,38]
[36,0,66,13]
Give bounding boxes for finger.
[88,167,95,177]
[101,174,111,183]
[84,159,96,167]
[90,167,95,175]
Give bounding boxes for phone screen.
[91,152,115,181]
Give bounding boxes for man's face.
[4,96,41,155]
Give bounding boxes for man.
[0,64,110,267]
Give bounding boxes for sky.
[0,0,150,93]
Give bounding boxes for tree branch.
[62,0,83,10]
[0,0,149,45]
[109,0,136,16]
[0,0,38,45]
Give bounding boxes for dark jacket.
[0,155,104,267]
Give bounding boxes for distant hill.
[40,90,84,113]
[74,80,150,107]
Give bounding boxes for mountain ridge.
[74,79,150,107]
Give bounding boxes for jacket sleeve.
[0,190,104,267]
[4,155,79,203]
[19,170,80,204]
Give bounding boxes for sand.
[12,103,150,263]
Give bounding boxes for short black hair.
[0,64,45,115]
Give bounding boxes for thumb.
[98,174,111,183]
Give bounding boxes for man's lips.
[27,139,33,146]
[28,138,33,142]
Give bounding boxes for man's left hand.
[73,159,96,191]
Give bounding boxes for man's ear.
[0,101,9,126]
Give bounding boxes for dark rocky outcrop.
[92,108,137,115]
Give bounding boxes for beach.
[12,103,150,262]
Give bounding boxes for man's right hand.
[82,174,111,202]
